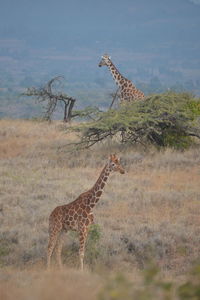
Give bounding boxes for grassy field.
[0,119,200,299]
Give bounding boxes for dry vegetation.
[0,119,200,299]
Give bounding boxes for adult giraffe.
[99,54,145,103]
[47,154,125,270]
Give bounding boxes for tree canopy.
[68,92,200,150]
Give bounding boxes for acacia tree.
[24,76,76,122]
[68,92,200,150]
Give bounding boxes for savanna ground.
[0,119,200,299]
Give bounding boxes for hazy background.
[0,0,200,118]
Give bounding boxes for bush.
[0,231,18,266]
[98,263,200,300]
[62,224,101,268]
[70,92,200,150]
[86,224,102,267]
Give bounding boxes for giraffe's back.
[119,78,144,101]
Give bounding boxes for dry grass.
[0,268,103,300]
[0,119,200,299]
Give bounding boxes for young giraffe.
[99,54,145,103]
[47,154,125,270]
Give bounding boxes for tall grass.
[0,119,199,299]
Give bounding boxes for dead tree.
[24,76,76,122]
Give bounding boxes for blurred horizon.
[0,0,200,118]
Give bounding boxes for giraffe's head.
[98,54,111,67]
[109,154,125,174]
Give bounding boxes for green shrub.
[98,273,133,300]
[0,245,10,257]
[62,224,101,268]
[98,263,200,300]
[0,232,17,266]
[85,224,102,267]
[177,264,200,299]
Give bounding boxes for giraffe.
[98,54,145,103]
[47,154,125,270]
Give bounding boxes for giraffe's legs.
[55,231,65,269]
[47,230,60,269]
[79,226,88,271]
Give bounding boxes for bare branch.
[23,77,76,122]
[109,87,120,109]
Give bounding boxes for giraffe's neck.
[107,60,125,87]
[90,163,111,207]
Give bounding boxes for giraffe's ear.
[109,154,114,160]
[109,154,117,161]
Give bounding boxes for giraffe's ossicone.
[47,154,125,270]
[99,54,145,103]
